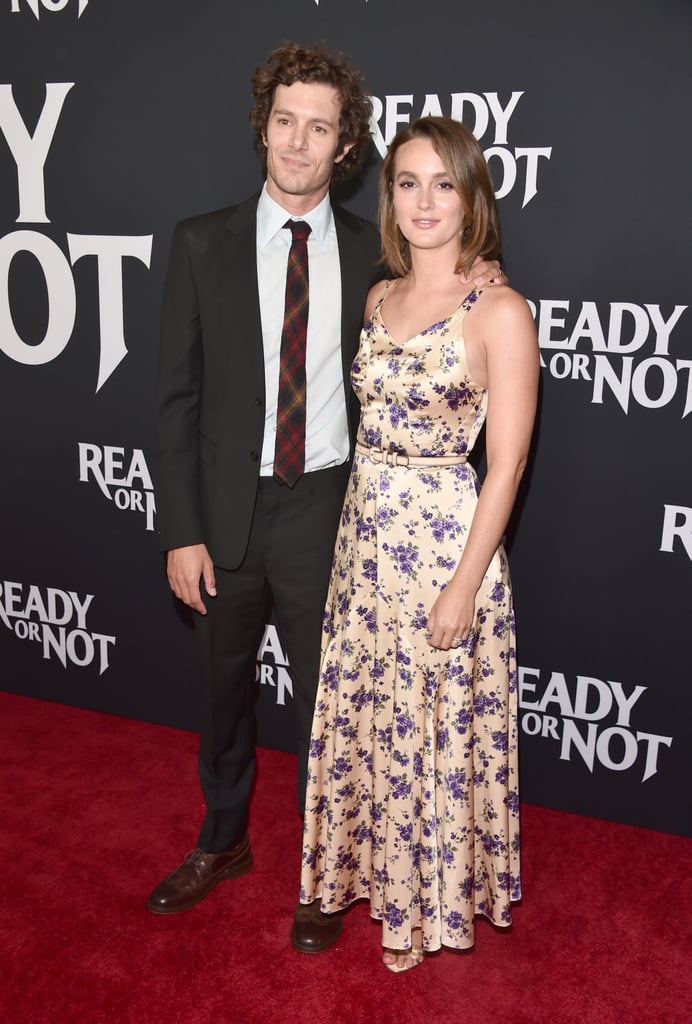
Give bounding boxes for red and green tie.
[273,220,311,487]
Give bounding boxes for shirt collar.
[257,183,333,250]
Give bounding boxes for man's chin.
[273,179,326,200]
[275,173,311,194]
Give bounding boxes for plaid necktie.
[273,220,311,487]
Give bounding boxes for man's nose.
[288,125,307,150]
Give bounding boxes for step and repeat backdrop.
[1,0,690,835]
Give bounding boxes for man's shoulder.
[175,196,258,238]
[332,205,382,280]
[332,203,378,240]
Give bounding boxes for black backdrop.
[1,0,690,836]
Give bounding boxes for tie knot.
[285,219,311,242]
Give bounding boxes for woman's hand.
[426,580,476,651]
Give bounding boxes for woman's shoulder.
[476,282,529,311]
[364,278,395,321]
[468,288,538,377]
[465,285,537,358]
[471,283,534,328]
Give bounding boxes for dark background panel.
[1,0,690,836]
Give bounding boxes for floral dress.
[299,283,521,952]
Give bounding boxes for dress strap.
[457,286,486,316]
[373,278,397,312]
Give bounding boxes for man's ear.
[334,140,356,165]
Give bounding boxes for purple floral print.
[300,284,521,953]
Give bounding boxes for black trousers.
[193,462,350,853]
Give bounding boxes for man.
[150,44,380,952]
[150,43,500,954]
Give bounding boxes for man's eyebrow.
[272,108,335,128]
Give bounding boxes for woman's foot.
[382,928,424,973]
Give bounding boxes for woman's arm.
[426,288,539,649]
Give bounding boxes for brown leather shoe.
[290,899,343,953]
[146,834,252,914]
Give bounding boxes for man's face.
[263,81,352,213]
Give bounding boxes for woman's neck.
[406,245,464,292]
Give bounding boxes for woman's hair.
[249,42,373,184]
[379,116,502,277]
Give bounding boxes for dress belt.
[355,442,467,467]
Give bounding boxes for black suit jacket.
[153,194,381,570]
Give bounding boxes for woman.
[298,116,539,971]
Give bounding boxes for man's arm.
[154,220,205,551]
[154,221,215,613]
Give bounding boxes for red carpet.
[0,691,689,1024]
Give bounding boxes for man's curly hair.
[249,42,372,184]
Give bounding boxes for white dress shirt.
[256,185,350,476]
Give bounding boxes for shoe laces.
[183,848,206,864]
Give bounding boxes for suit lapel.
[221,196,265,385]
[216,198,373,441]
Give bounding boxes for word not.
[371,91,551,207]
[10,0,90,17]
[519,668,672,782]
[0,580,115,673]
[528,299,691,416]
[0,83,152,391]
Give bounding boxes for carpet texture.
[0,691,689,1024]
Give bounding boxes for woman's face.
[391,137,466,256]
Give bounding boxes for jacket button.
[255,396,263,407]
[250,450,259,461]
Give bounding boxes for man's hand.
[166,544,216,614]
[464,256,507,288]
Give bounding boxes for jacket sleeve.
[152,220,205,553]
